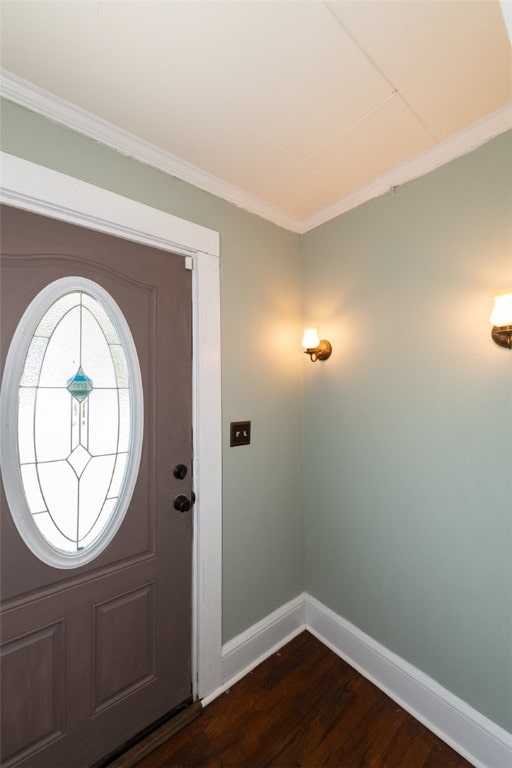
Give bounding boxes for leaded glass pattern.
[17,289,133,555]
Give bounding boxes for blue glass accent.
[67,366,93,402]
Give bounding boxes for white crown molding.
[302,102,512,232]
[1,70,511,235]
[0,70,301,233]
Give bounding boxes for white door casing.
[0,151,223,701]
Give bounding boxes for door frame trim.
[0,151,223,700]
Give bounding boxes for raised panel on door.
[1,621,66,765]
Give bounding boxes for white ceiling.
[1,0,511,232]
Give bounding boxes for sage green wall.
[301,131,512,731]
[0,99,304,643]
[2,98,511,731]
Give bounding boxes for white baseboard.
[206,593,512,767]
[305,594,512,768]
[202,594,306,706]
[222,594,306,685]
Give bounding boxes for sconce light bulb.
[490,291,512,349]
[490,292,512,327]
[302,328,320,349]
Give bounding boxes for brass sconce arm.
[303,339,332,362]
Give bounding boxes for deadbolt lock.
[173,464,188,480]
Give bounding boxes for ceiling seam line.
[393,92,440,143]
[195,105,336,186]
[322,2,439,143]
[322,1,399,92]
[303,91,398,165]
[182,105,225,157]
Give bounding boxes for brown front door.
[0,205,194,767]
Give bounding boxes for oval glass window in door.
[0,277,143,568]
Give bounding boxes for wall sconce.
[302,328,332,362]
[490,291,512,349]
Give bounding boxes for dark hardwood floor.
[136,632,474,768]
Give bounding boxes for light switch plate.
[230,421,251,447]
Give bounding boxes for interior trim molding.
[0,151,223,703]
[302,102,512,232]
[306,594,512,768]
[213,592,512,768]
[222,594,306,684]
[202,594,306,707]
[0,70,300,235]
[2,70,510,235]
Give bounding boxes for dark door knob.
[173,464,188,480]
[173,494,191,513]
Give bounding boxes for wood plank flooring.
[135,632,474,768]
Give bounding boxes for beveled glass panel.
[35,512,77,553]
[78,455,117,540]
[20,465,46,514]
[81,308,116,388]
[18,388,36,464]
[34,292,80,338]
[118,390,131,453]
[20,337,48,386]
[80,499,117,550]
[38,305,81,387]
[110,345,129,387]
[108,453,128,499]
[87,390,119,455]
[37,461,78,542]
[81,293,120,344]
[71,399,81,451]
[34,389,70,462]
[67,444,92,477]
